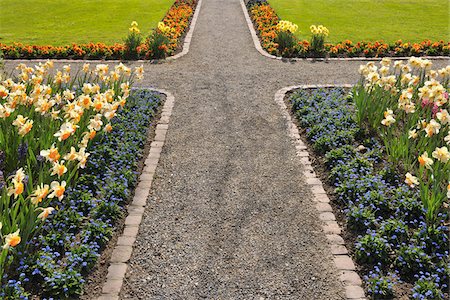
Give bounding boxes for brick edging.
[3,0,202,64]
[240,0,448,62]
[97,88,175,300]
[275,84,367,300]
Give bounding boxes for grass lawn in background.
[0,0,174,45]
[268,0,449,43]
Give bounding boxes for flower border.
[0,0,201,61]
[241,0,449,61]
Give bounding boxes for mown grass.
[0,0,174,45]
[268,0,449,43]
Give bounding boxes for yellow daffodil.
[424,119,441,137]
[432,146,449,163]
[103,123,113,133]
[82,63,90,73]
[418,151,434,169]
[54,122,77,141]
[50,160,68,178]
[30,183,50,205]
[381,109,395,126]
[49,181,66,200]
[3,229,21,249]
[77,148,90,169]
[408,129,418,139]
[436,109,449,125]
[37,207,55,220]
[405,172,419,188]
[40,144,61,162]
[277,20,298,33]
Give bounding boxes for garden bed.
[0,61,164,298]
[0,0,198,60]
[245,0,449,59]
[285,58,449,298]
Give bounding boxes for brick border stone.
[240,0,448,62]
[274,84,367,300]
[4,0,202,65]
[98,88,175,299]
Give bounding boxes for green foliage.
[147,31,170,59]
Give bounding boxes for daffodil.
[405,172,419,188]
[381,109,395,126]
[30,183,50,205]
[40,144,61,162]
[3,229,21,249]
[50,160,68,178]
[418,152,433,169]
[54,122,77,141]
[408,129,418,139]
[37,207,55,220]
[432,146,449,163]
[424,119,441,137]
[436,109,449,125]
[48,181,66,200]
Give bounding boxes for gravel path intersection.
[4,0,448,299]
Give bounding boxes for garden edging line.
[240,0,448,62]
[3,0,202,64]
[275,84,367,300]
[97,87,175,300]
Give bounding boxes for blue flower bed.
[1,89,162,299]
[289,88,449,299]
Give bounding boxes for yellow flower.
[17,119,33,136]
[3,229,21,249]
[103,123,113,133]
[277,20,298,33]
[37,207,55,220]
[63,147,79,161]
[129,21,140,34]
[49,181,66,200]
[77,148,90,169]
[82,63,90,73]
[424,119,441,137]
[405,172,419,188]
[436,109,449,125]
[54,122,77,141]
[88,114,103,131]
[408,129,418,139]
[51,160,68,178]
[418,151,433,169]
[432,146,449,163]
[381,109,395,126]
[40,144,60,162]
[31,183,50,205]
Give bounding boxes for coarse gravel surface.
[3,0,448,299]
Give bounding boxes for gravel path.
[3,0,448,299]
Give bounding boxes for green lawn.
[268,0,449,43]
[0,0,174,45]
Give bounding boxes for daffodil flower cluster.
[309,24,329,55]
[129,21,140,34]
[276,20,298,34]
[310,25,329,37]
[0,60,144,277]
[157,21,175,35]
[355,57,449,225]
